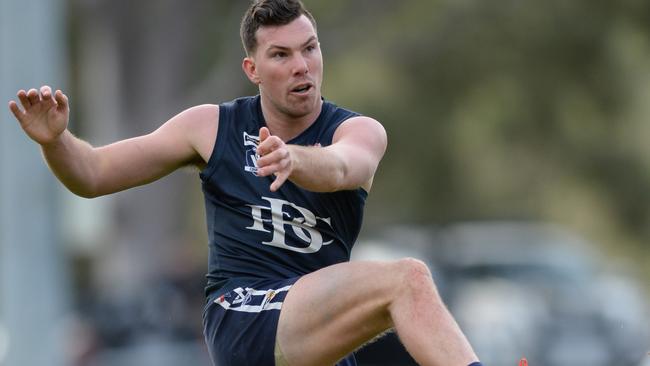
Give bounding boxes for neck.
[259,96,323,142]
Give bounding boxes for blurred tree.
[67,0,253,295]
[65,0,650,298]
[318,0,650,272]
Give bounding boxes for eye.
[272,52,287,59]
[306,44,316,52]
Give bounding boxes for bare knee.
[393,257,438,296]
[397,257,433,281]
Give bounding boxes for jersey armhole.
[356,186,369,198]
[199,104,231,182]
[322,111,361,145]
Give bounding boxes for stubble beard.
[278,92,320,120]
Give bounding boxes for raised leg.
[276,258,479,366]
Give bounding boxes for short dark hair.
[240,0,317,55]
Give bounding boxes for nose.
[292,54,309,76]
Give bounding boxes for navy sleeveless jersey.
[200,95,367,296]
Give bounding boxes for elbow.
[78,191,100,199]
[332,159,368,192]
[331,154,352,191]
[330,170,348,192]
[65,180,101,199]
[70,187,99,199]
[67,166,105,198]
[336,168,373,192]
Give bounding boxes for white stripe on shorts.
[214,285,292,313]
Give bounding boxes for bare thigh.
[276,260,402,366]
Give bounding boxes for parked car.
[352,222,649,366]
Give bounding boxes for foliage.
[68,0,650,275]
[315,0,650,265]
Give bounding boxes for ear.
[242,57,261,85]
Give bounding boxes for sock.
[468,363,483,366]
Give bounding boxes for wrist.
[285,144,302,177]
[40,129,69,150]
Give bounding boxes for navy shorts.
[203,277,357,366]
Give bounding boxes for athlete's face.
[243,15,323,119]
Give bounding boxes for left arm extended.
[256,116,387,192]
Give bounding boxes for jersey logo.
[247,196,333,253]
[243,132,260,175]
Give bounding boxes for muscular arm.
[44,107,215,197]
[9,86,218,198]
[256,116,387,192]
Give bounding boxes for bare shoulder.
[333,116,387,147]
[331,116,387,192]
[172,104,219,130]
[175,104,219,164]
[159,104,220,167]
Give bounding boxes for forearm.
[12,87,205,198]
[256,117,386,193]
[287,145,367,192]
[40,130,100,198]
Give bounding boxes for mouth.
[290,82,313,95]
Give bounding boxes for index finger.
[270,171,290,192]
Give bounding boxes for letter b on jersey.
[247,197,333,253]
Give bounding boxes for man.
[8,0,486,365]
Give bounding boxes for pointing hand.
[256,127,293,192]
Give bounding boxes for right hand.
[256,127,294,192]
[8,85,69,145]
